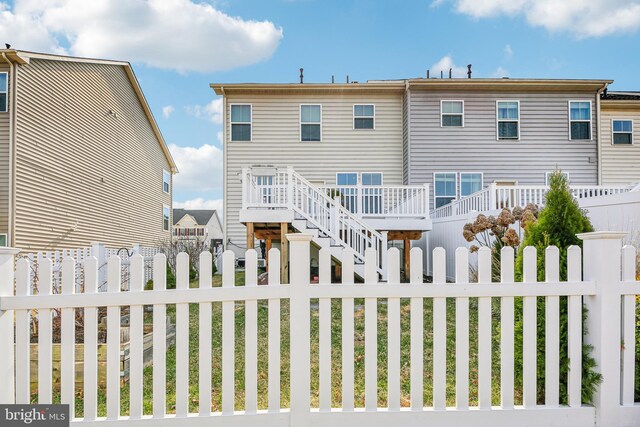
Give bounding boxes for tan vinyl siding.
[14,58,171,251]
[600,107,640,184]
[408,90,599,209]
[0,63,10,236]
[225,93,403,254]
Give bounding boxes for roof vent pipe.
[300,68,304,84]
[449,68,452,78]
[346,75,349,83]
[331,75,335,84]
[467,64,472,78]
[426,69,430,78]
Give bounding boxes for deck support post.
[246,222,255,250]
[265,238,272,272]
[281,223,289,284]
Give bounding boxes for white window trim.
[229,103,252,142]
[568,100,593,141]
[459,172,484,197]
[0,72,7,113]
[496,100,520,141]
[611,118,633,145]
[440,100,465,128]
[545,172,570,185]
[300,104,322,142]
[163,205,170,231]
[352,104,376,130]
[433,172,458,208]
[162,169,171,194]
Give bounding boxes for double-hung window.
[434,173,457,208]
[441,100,464,127]
[612,120,633,145]
[230,104,251,141]
[497,101,519,140]
[300,104,321,141]
[353,104,374,129]
[569,101,591,140]
[163,206,170,231]
[0,72,7,113]
[163,170,170,193]
[460,173,483,197]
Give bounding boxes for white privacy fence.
[0,232,638,426]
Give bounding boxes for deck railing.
[432,183,637,218]
[317,185,430,218]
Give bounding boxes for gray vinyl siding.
[408,90,599,209]
[225,93,403,255]
[600,108,640,184]
[13,58,172,251]
[0,63,10,237]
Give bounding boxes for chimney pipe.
[426,69,430,78]
[467,64,472,79]
[346,75,349,84]
[449,68,452,78]
[440,70,443,79]
[300,68,304,84]
[331,75,335,84]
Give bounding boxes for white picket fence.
[0,232,638,426]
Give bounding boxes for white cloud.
[0,0,283,72]
[492,66,509,78]
[168,143,222,193]
[446,0,640,38]
[504,44,513,59]
[162,105,174,119]
[430,55,468,78]
[217,131,223,144]
[185,98,223,124]
[174,198,223,215]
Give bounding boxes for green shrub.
[514,170,601,404]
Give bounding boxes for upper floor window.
[163,170,170,193]
[497,101,519,140]
[337,172,357,186]
[230,104,251,141]
[0,72,7,113]
[300,104,321,141]
[569,101,591,140]
[460,173,483,197]
[612,119,633,145]
[353,104,374,129]
[441,100,464,127]
[434,172,457,208]
[163,205,170,231]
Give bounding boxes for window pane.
[231,123,251,141]
[613,133,632,145]
[435,173,456,197]
[231,105,250,122]
[498,122,518,139]
[301,124,320,141]
[460,173,482,196]
[613,120,632,133]
[0,94,5,112]
[363,105,374,116]
[435,197,455,208]
[498,102,518,119]
[442,101,462,114]
[442,115,462,127]
[0,73,6,91]
[362,173,382,186]
[570,102,590,120]
[301,105,320,123]
[570,122,591,140]
[337,173,357,186]
[354,117,374,129]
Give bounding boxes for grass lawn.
[44,271,518,416]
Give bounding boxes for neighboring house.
[172,208,223,248]
[0,49,177,250]
[599,91,640,184]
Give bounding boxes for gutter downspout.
[405,80,411,185]
[1,53,15,247]
[220,86,227,251]
[595,83,608,185]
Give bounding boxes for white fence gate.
[0,232,638,426]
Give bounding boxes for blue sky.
[2,0,640,211]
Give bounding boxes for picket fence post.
[0,247,20,404]
[578,231,627,427]
[288,233,313,426]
